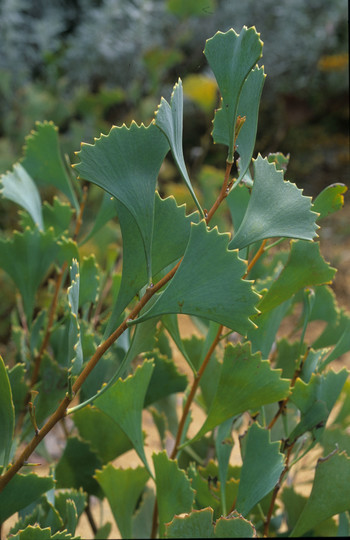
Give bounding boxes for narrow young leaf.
[74,122,169,281]
[192,342,290,441]
[0,163,43,230]
[95,464,149,540]
[67,260,83,376]
[236,423,284,516]
[21,121,79,211]
[291,452,350,537]
[133,221,260,335]
[153,450,195,537]
[0,356,15,468]
[154,79,203,215]
[205,27,263,162]
[213,66,265,181]
[258,240,337,314]
[230,156,319,250]
[95,360,155,474]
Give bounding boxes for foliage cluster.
[0,25,349,539]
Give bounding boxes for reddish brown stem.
[170,324,223,459]
[244,239,268,278]
[206,161,233,224]
[267,347,309,430]
[0,260,180,492]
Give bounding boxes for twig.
[263,443,295,537]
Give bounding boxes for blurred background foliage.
[0,0,348,199]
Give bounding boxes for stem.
[244,239,267,278]
[149,325,223,537]
[171,324,223,459]
[85,498,98,536]
[263,443,294,537]
[15,189,88,434]
[205,161,233,224]
[0,260,181,492]
[267,347,309,430]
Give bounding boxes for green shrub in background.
[0,25,349,539]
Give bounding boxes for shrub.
[0,26,349,539]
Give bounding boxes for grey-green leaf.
[154,79,203,215]
[204,27,263,162]
[236,423,284,516]
[74,121,169,281]
[230,155,319,250]
[133,220,260,335]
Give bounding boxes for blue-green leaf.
[154,79,203,215]
[95,360,155,475]
[133,221,260,335]
[236,423,284,516]
[230,156,319,249]
[67,260,83,375]
[74,122,169,281]
[95,464,149,539]
[205,27,263,162]
[213,66,265,181]
[21,121,79,211]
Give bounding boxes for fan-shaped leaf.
[291,452,350,537]
[231,156,319,249]
[74,122,169,281]
[153,450,195,537]
[205,27,263,162]
[213,66,265,181]
[95,360,154,474]
[105,193,200,335]
[0,472,54,523]
[133,221,260,335]
[313,183,347,220]
[21,121,78,210]
[258,240,337,314]
[236,423,284,516]
[192,342,290,441]
[95,464,149,539]
[0,227,61,321]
